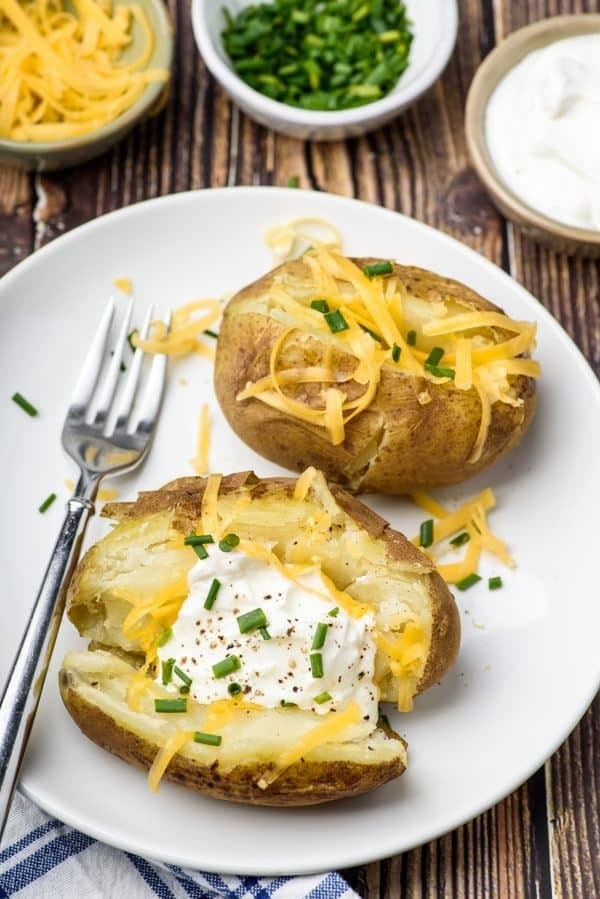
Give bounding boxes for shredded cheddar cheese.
[190,403,210,474]
[112,276,132,295]
[134,299,221,358]
[148,729,193,792]
[0,0,169,142]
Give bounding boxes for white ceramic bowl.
[191,0,458,141]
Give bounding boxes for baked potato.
[214,249,540,494]
[60,469,460,806]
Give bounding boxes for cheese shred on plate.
[240,224,542,462]
[0,0,169,141]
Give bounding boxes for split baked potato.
[60,469,460,806]
[214,250,540,494]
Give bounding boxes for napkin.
[0,792,359,898]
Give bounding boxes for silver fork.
[0,298,169,840]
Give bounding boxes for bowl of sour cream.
[465,15,600,257]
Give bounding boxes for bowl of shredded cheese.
[0,0,173,171]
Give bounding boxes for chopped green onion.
[311,622,329,651]
[204,578,221,610]
[212,655,241,678]
[314,691,332,704]
[280,700,297,707]
[184,533,214,545]
[179,685,190,695]
[488,576,503,590]
[328,607,339,617]
[154,698,187,713]
[237,608,268,633]
[392,343,401,363]
[38,493,57,514]
[173,665,192,687]
[456,573,482,591]
[360,324,383,342]
[310,299,330,314]
[406,330,417,346]
[310,652,324,678]
[193,731,222,747]
[419,519,434,548]
[425,347,445,367]
[161,658,175,685]
[363,260,393,278]
[12,392,38,417]
[425,363,455,380]
[219,533,240,552]
[228,682,242,696]
[192,543,208,560]
[156,627,173,647]
[259,626,271,640]
[449,532,470,548]
[127,330,138,351]
[203,329,219,339]
[324,309,349,333]
[287,175,300,188]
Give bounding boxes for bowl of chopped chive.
[191,0,458,140]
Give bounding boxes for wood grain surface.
[1,1,598,897]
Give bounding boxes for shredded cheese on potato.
[238,242,540,464]
[0,0,169,141]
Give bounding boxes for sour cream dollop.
[156,546,378,722]
[485,34,600,230]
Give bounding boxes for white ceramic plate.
[1,188,599,876]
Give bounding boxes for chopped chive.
[489,576,503,590]
[314,691,332,704]
[212,655,241,678]
[425,363,456,380]
[193,543,209,560]
[184,533,214,545]
[311,622,329,651]
[324,309,349,333]
[127,330,139,351]
[12,392,38,417]
[328,607,339,617]
[287,175,300,188]
[280,700,297,707]
[406,330,417,346]
[219,533,240,552]
[156,626,173,647]
[204,578,221,610]
[161,658,175,685]
[193,731,222,746]
[237,607,268,634]
[456,573,482,591]
[392,343,401,363]
[310,652,324,678]
[450,531,470,548]
[227,682,242,696]
[360,324,383,342]
[425,346,445,367]
[38,493,57,514]
[363,260,393,278]
[419,519,434,548]
[173,665,192,687]
[259,626,271,640]
[154,698,187,713]
[310,299,330,314]
[179,685,190,695]
[203,329,219,339]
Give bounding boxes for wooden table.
[1,1,598,896]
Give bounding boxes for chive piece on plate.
[212,655,241,678]
[38,493,57,514]
[12,392,38,417]
[488,576,503,590]
[419,519,434,548]
[204,578,221,610]
[154,698,187,713]
[310,652,324,678]
[287,175,300,188]
[237,608,268,634]
[363,260,393,278]
[193,731,222,747]
[455,573,482,591]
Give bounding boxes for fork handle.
[0,492,96,841]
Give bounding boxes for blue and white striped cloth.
[0,792,358,899]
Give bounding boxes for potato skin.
[214,259,537,494]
